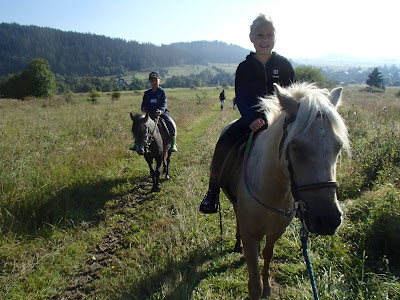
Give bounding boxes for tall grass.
[0,86,399,299]
[0,93,141,230]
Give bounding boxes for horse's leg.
[145,156,157,191]
[261,232,283,298]
[162,151,167,174]
[242,232,263,299]
[152,156,162,192]
[164,151,171,180]
[232,203,243,253]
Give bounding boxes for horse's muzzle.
[136,146,145,155]
[306,209,342,235]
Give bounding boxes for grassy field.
[0,86,399,299]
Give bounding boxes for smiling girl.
[200,14,295,214]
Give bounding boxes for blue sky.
[1,0,399,59]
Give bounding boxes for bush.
[87,90,101,104]
[365,86,385,93]
[294,66,331,88]
[111,88,121,101]
[0,58,56,99]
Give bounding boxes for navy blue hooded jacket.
[141,87,169,115]
[235,52,295,125]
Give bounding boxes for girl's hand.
[250,118,266,132]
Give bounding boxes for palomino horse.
[130,112,172,192]
[220,83,350,299]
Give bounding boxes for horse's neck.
[147,119,158,135]
[248,116,289,191]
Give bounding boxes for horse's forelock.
[132,113,146,122]
[257,95,281,125]
[279,83,350,158]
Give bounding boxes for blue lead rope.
[300,222,319,300]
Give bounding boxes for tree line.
[0,23,248,78]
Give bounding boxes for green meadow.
[0,86,399,299]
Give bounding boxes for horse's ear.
[130,112,134,121]
[274,83,298,118]
[328,87,343,108]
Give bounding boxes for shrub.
[111,88,121,101]
[365,85,385,93]
[88,90,101,104]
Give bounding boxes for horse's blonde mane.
[258,83,350,156]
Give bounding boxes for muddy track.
[60,178,154,299]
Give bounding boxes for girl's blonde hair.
[250,14,275,36]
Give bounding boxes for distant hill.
[0,23,249,77]
[170,41,250,64]
[295,54,400,68]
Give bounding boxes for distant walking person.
[232,97,237,110]
[219,89,226,110]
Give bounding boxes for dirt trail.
[60,178,153,299]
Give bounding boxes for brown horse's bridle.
[243,115,339,219]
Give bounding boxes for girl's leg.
[200,118,250,214]
[161,115,177,151]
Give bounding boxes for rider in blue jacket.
[130,72,177,152]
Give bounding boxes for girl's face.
[250,22,275,56]
[149,77,161,90]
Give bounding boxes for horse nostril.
[308,213,342,236]
[136,147,145,155]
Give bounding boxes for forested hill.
[0,23,249,77]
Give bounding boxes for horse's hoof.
[151,186,161,192]
[165,175,170,180]
[262,287,271,298]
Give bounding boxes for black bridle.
[243,115,339,219]
[135,115,159,153]
[283,116,339,218]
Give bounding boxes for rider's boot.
[199,175,219,214]
[171,136,178,152]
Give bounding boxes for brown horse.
[220,83,350,299]
[130,112,172,192]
